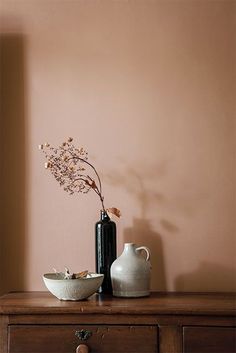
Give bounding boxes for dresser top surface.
[0,292,235,316]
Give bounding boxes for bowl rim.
[43,272,104,281]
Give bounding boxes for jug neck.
[123,243,136,253]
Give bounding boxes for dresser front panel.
[183,326,236,353]
[8,324,158,353]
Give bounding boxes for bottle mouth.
[100,210,110,220]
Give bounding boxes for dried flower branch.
[39,137,121,217]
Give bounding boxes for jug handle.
[135,246,150,261]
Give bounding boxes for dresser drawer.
[8,324,158,353]
[183,326,236,353]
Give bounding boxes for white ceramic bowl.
[43,273,104,301]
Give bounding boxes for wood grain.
[0,292,235,316]
[0,315,8,353]
[0,292,235,353]
[8,325,158,353]
[159,325,182,353]
[183,326,236,353]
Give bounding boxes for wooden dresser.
[0,292,235,353]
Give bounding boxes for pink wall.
[0,1,235,294]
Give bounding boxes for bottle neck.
[100,210,110,221]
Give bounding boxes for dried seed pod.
[64,267,74,279]
[74,270,88,279]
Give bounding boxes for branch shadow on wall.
[105,162,180,290]
[104,162,167,219]
[123,218,166,290]
[0,34,27,294]
[175,261,236,292]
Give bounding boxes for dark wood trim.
[7,313,236,326]
[159,325,182,353]
[0,315,8,353]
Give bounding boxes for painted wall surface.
[0,0,235,294]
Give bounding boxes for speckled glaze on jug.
[110,243,151,297]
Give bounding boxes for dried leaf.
[53,268,89,279]
[106,207,121,218]
[74,270,88,279]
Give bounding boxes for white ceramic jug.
[110,243,151,297]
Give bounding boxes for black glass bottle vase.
[95,210,117,294]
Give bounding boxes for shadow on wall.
[124,218,166,291]
[105,162,177,291]
[175,262,236,292]
[105,162,167,219]
[0,34,27,295]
